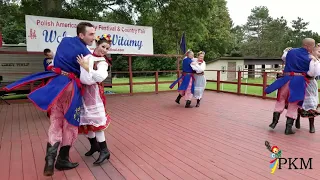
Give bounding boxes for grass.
[1,75,286,100]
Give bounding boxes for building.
[205,57,282,81]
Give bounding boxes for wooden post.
[217,71,220,91]
[262,72,267,99]
[177,57,181,87]
[30,82,34,92]
[237,71,241,94]
[128,56,133,95]
[155,71,159,94]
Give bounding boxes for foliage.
[1,2,320,70]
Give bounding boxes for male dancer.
[265,38,315,135]
[170,50,198,108]
[4,22,96,176]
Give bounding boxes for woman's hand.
[77,54,89,72]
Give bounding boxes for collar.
[76,36,87,46]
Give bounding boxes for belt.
[283,72,306,76]
[47,66,83,94]
[195,72,204,75]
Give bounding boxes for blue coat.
[4,37,91,126]
[170,57,195,93]
[265,48,310,103]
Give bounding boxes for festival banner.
[25,15,154,54]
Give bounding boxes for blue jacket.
[265,48,310,103]
[4,37,91,126]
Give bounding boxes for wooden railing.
[1,69,312,101]
[204,70,278,100]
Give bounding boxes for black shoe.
[43,142,60,176]
[295,114,301,129]
[93,141,110,165]
[309,118,315,133]
[195,99,201,107]
[269,112,280,129]
[285,117,295,135]
[175,94,182,104]
[85,137,100,156]
[55,146,79,171]
[185,100,193,108]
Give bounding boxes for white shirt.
[190,58,206,73]
[80,55,109,85]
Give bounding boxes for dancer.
[192,51,206,107]
[4,22,96,176]
[265,38,315,135]
[170,50,199,108]
[77,34,112,165]
[295,46,320,133]
[43,48,54,71]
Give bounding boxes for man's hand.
[77,54,89,72]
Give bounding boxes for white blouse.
[80,55,109,85]
[191,58,206,73]
[307,59,320,77]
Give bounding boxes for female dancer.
[192,51,206,107]
[295,46,320,133]
[77,34,112,164]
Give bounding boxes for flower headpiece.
[198,51,205,55]
[95,34,112,42]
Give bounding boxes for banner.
[25,15,154,54]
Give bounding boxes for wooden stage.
[0,92,320,180]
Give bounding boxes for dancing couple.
[170,50,207,108]
[4,22,112,176]
[265,38,320,135]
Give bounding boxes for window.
[244,65,248,68]
[221,66,226,74]
[237,65,242,71]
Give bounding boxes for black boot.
[93,141,110,165]
[43,142,60,176]
[269,112,280,129]
[175,94,182,104]
[85,137,100,156]
[295,114,301,129]
[309,118,315,133]
[285,117,295,135]
[195,99,201,107]
[185,100,192,108]
[55,146,79,171]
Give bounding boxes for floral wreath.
[95,34,112,42]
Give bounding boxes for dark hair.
[96,39,112,46]
[76,22,94,36]
[43,48,51,55]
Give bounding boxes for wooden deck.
[1,91,320,180]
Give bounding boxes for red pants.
[47,84,78,146]
[179,78,193,101]
[274,82,299,119]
